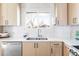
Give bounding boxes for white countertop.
[0,37,63,41]
[0,37,79,46]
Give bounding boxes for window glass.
[25,13,54,28]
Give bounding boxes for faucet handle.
[23,33,27,38]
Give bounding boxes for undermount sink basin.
[26,37,47,40]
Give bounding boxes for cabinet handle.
[55,17,59,25]
[36,43,38,48]
[51,48,53,54]
[55,17,57,25]
[34,43,35,48]
[57,20,59,25]
[5,20,8,25]
[53,44,59,45]
[34,43,38,48]
[73,18,77,24]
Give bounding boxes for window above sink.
[21,3,55,28]
[25,12,54,28]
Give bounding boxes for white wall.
[21,3,54,13]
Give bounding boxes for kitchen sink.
[26,37,47,40]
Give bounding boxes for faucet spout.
[37,29,42,37]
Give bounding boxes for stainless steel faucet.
[37,29,42,37]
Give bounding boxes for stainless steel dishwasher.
[1,41,22,56]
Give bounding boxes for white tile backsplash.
[54,26,71,40]
[70,26,79,40]
[41,27,55,38]
[3,26,71,40]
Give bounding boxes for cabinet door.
[51,42,62,56]
[22,42,36,56]
[63,44,69,56]
[1,3,19,25]
[0,4,6,25]
[56,3,67,25]
[36,42,50,56]
[68,3,79,25]
[0,47,3,56]
[0,4,3,25]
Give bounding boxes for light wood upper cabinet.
[68,3,79,25]
[50,42,63,56]
[36,42,50,56]
[0,4,2,25]
[22,42,36,56]
[0,3,20,26]
[55,3,67,25]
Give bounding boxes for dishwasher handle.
[1,42,22,46]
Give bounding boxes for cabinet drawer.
[51,42,62,46]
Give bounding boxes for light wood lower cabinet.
[63,43,69,56]
[0,47,2,56]
[22,42,36,56]
[22,42,63,56]
[50,42,63,56]
[22,42,50,56]
[36,42,50,56]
